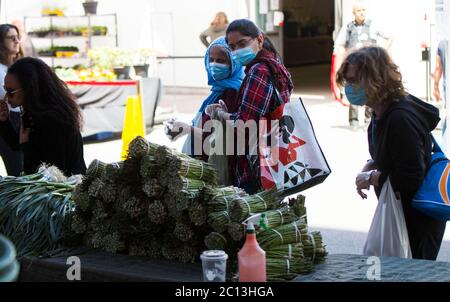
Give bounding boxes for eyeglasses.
[5,35,21,42]
[4,87,22,97]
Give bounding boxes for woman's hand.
[356,171,372,199]
[205,103,222,117]
[164,118,191,141]
[356,169,381,199]
[218,100,228,112]
[0,101,9,122]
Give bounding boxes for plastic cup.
[200,250,228,282]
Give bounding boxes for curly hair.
[336,46,407,105]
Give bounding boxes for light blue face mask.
[345,84,368,106]
[209,62,231,81]
[233,46,257,66]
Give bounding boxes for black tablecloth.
[20,251,202,282]
[19,252,450,282]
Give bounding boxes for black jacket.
[368,94,439,201]
[0,111,86,176]
[368,94,446,259]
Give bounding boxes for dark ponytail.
[226,19,281,60]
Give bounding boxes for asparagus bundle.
[129,237,162,258]
[70,213,90,235]
[204,186,248,199]
[303,231,328,263]
[174,189,201,212]
[168,156,218,183]
[147,200,168,224]
[88,178,104,199]
[257,220,308,249]
[102,162,124,183]
[100,182,117,204]
[121,158,143,185]
[155,145,191,167]
[265,243,305,259]
[85,230,126,253]
[91,199,111,221]
[86,159,107,181]
[142,178,164,198]
[140,155,159,180]
[176,244,198,263]
[288,194,307,221]
[120,195,148,218]
[207,211,232,233]
[204,232,228,250]
[204,186,249,212]
[72,184,91,212]
[156,145,218,183]
[114,185,133,211]
[101,232,127,253]
[266,258,314,281]
[162,194,184,221]
[227,222,245,241]
[173,222,195,242]
[165,176,207,194]
[188,200,207,226]
[127,136,159,159]
[230,189,281,222]
[244,207,298,233]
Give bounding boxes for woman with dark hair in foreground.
[0,57,86,176]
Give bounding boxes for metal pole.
[114,13,118,47]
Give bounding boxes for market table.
[19,251,203,282]
[293,254,450,282]
[68,78,162,139]
[18,252,450,282]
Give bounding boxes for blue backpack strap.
[431,134,443,154]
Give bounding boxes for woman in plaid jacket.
[207,19,294,194]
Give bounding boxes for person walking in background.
[0,57,86,176]
[200,12,229,48]
[0,24,24,176]
[433,40,447,103]
[337,46,446,260]
[333,1,393,129]
[206,19,294,194]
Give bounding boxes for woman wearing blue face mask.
[166,37,244,164]
[337,46,446,260]
[206,19,294,194]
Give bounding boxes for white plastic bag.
[363,178,412,258]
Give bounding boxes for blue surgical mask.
[209,62,231,81]
[233,46,257,66]
[345,84,368,105]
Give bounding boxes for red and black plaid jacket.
[230,49,293,188]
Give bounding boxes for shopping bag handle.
[267,73,284,107]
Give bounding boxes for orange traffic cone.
[121,95,145,160]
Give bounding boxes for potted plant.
[133,48,154,78]
[83,0,98,15]
[113,49,133,79]
[88,47,132,79]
